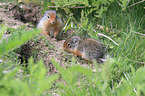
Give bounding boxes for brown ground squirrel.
[63,36,105,62]
[37,10,63,40]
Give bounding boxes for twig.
[93,29,119,46]
[127,0,145,8]
[0,8,8,11]
[123,72,131,85]
[132,31,145,36]
[122,52,144,68]
[48,6,60,8]
[116,79,123,88]
[122,53,144,64]
[48,5,96,9]
[128,59,144,64]
[123,72,137,95]
[0,59,3,63]
[117,1,123,9]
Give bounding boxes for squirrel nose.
[51,21,55,24]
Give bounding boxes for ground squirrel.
[37,10,63,40]
[63,36,105,62]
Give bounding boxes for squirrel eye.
[47,15,50,18]
[67,43,71,47]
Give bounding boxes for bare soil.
[0,2,94,74]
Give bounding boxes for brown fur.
[63,36,104,61]
[37,10,63,40]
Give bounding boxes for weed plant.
[0,0,145,95]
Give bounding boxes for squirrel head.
[44,10,57,24]
[63,36,82,52]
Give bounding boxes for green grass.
[0,0,145,95]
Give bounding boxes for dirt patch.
[0,2,42,27]
[0,2,93,74]
[0,11,25,28]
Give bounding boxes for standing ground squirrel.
[37,10,63,40]
[63,36,105,61]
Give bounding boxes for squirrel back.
[37,10,63,40]
[63,36,104,61]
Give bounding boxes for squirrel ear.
[44,11,47,16]
[73,38,78,43]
